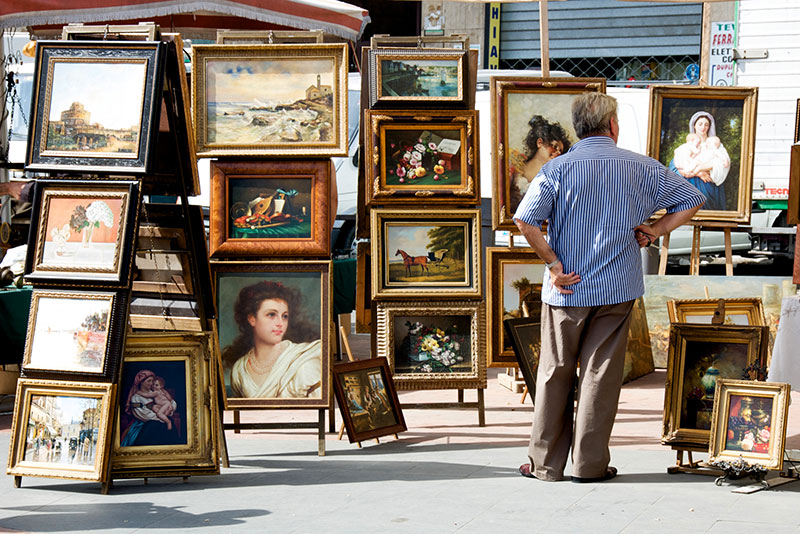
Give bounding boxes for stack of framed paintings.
[359,38,486,426]
[191,37,347,453]
[9,29,221,490]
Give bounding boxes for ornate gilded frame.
[192,43,348,157]
[216,29,324,44]
[647,85,759,224]
[662,324,768,449]
[209,159,331,257]
[111,333,219,476]
[364,109,479,205]
[25,180,140,286]
[7,379,116,482]
[486,247,545,367]
[370,208,482,299]
[708,379,790,471]
[491,77,606,231]
[210,260,332,409]
[667,298,765,326]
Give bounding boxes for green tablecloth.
[333,258,356,315]
[0,286,32,365]
[232,220,312,239]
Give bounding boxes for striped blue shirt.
[513,136,705,307]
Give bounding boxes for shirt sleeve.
[655,166,706,214]
[512,172,556,228]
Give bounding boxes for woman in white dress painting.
[223,281,322,399]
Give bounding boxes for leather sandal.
[571,466,618,483]
[518,463,537,479]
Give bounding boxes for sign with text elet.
[710,21,736,86]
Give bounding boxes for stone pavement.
[0,333,799,533]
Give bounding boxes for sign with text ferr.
[710,21,736,86]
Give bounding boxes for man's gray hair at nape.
[572,92,618,139]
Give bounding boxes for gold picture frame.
[667,298,765,326]
[111,333,218,476]
[708,379,791,471]
[191,43,348,158]
[370,208,482,299]
[7,379,115,482]
[486,247,545,367]
[376,300,486,390]
[647,85,759,223]
[216,29,324,44]
[662,324,768,449]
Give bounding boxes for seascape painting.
[384,222,468,286]
[27,295,113,374]
[44,60,146,156]
[379,59,459,98]
[205,58,336,146]
[228,177,313,239]
[23,394,103,467]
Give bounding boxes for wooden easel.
[658,221,738,276]
[335,325,398,447]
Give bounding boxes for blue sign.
[685,63,700,82]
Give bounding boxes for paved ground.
[0,333,799,533]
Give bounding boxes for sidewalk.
[0,333,798,533]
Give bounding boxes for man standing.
[514,92,705,482]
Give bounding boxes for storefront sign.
[487,2,501,69]
[710,21,736,86]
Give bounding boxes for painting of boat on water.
[369,50,466,107]
[193,44,348,157]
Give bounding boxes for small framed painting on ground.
[708,379,790,472]
[376,300,486,390]
[662,324,768,449]
[209,159,331,257]
[7,379,115,482]
[504,317,541,401]
[332,357,406,443]
[26,40,165,174]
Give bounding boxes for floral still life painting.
[42,197,121,270]
[383,127,462,187]
[394,317,471,375]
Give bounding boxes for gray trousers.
[527,300,634,481]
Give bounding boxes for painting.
[491,77,606,230]
[192,44,348,157]
[212,260,331,409]
[643,275,794,368]
[708,379,790,471]
[376,300,486,390]
[788,144,800,225]
[22,290,126,380]
[668,297,765,326]
[26,180,139,285]
[367,48,466,107]
[209,160,331,257]
[112,333,218,475]
[504,317,541,401]
[371,208,481,299]
[332,357,406,443]
[7,379,115,481]
[662,323,768,448]
[364,109,479,204]
[647,85,758,223]
[486,247,545,367]
[26,41,164,174]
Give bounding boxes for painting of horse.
[395,249,428,276]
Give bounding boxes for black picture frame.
[332,357,406,443]
[504,317,541,402]
[26,40,165,175]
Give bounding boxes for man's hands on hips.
[634,224,657,248]
[549,261,580,294]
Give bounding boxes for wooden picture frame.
[355,241,372,334]
[491,77,606,231]
[504,317,541,401]
[367,48,467,108]
[376,300,486,390]
[209,159,331,257]
[487,247,545,367]
[22,289,128,381]
[364,109,479,205]
[211,260,332,409]
[370,34,470,50]
[662,324,769,449]
[25,180,140,286]
[708,379,791,471]
[332,357,406,443]
[647,85,759,224]
[111,333,218,475]
[216,29,325,44]
[788,143,800,225]
[7,379,115,482]
[192,43,348,158]
[26,40,165,175]
[370,208,482,299]
[667,298,766,326]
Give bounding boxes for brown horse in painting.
[395,249,429,276]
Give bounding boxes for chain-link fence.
[500,55,700,87]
